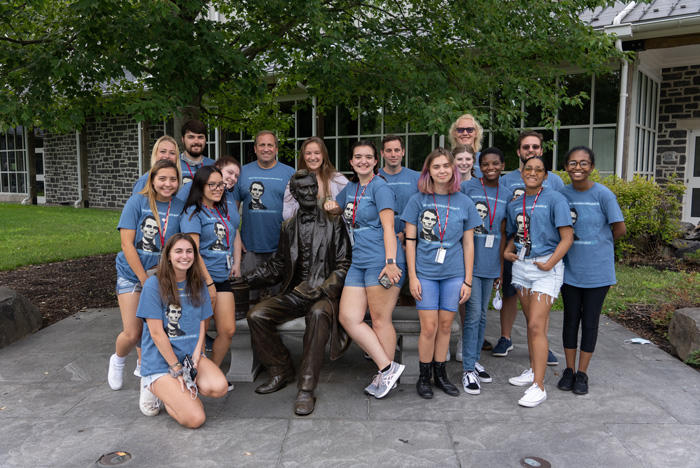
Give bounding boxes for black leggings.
[561,284,610,353]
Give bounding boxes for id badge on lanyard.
[517,241,531,260]
[435,247,446,264]
[485,234,495,248]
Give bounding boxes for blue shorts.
[511,255,564,301]
[415,276,463,312]
[116,276,143,295]
[142,372,168,389]
[344,263,407,288]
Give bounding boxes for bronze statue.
[239,170,352,415]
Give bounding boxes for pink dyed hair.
[417,147,461,194]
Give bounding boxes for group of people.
[107,114,626,428]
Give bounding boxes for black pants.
[561,283,610,353]
[247,290,333,392]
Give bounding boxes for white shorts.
[511,254,564,302]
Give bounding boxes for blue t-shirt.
[180,155,215,185]
[132,172,150,195]
[506,187,572,258]
[181,204,240,283]
[559,183,624,288]
[115,195,184,283]
[401,192,481,281]
[500,169,565,200]
[137,276,213,377]
[336,177,397,269]
[233,161,295,253]
[378,167,419,235]
[461,178,513,279]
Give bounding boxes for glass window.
[338,106,358,136]
[336,138,356,173]
[36,180,45,197]
[35,152,44,175]
[15,128,24,149]
[559,75,592,126]
[556,128,590,170]
[319,110,336,137]
[360,107,382,135]
[297,104,313,138]
[592,128,616,172]
[1,173,8,191]
[594,71,620,124]
[18,173,26,193]
[383,108,406,134]
[493,132,519,172]
[407,135,432,172]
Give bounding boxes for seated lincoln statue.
[238,170,352,416]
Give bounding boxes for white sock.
[113,354,126,366]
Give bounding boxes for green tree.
[0,0,626,138]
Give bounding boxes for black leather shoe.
[416,362,433,399]
[294,390,316,416]
[255,371,295,394]
[432,361,460,396]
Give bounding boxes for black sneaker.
[572,371,589,395]
[557,367,575,391]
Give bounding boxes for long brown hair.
[298,137,340,199]
[157,233,205,308]
[139,160,179,242]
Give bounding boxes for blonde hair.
[448,113,484,153]
[149,136,182,189]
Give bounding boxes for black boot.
[433,361,460,396]
[416,362,434,399]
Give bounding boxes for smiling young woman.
[557,146,626,395]
[109,160,185,396]
[503,155,574,408]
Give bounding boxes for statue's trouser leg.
[298,300,333,392]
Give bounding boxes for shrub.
[686,349,700,368]
[554,171,685,257]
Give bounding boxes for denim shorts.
[414,276,463,312]
[344,263,407,288]
[142,372,168,389]
[116,276,143,295]
[511,255,564,301]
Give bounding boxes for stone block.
[671,238,700,258]
[668,308,700,361]
[0,287,42,349]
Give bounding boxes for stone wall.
[656,64,700,184]
[44,132,79,205]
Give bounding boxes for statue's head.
[289,170,319,212]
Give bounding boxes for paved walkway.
[1,307,699,468]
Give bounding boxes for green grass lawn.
[0,203,122,270]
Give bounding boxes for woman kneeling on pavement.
[504,156,573,408]
[403,148,480,398]
[137,233,228,427]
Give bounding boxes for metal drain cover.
[97,451,132,466]
[520,457,551,468]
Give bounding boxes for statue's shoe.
[294,390,315,416]
[255,370,295,394]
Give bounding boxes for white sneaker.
[108,354,125,390]
[139,380,161,416]
[462,371,481,395]
[133,360,141,378]
[455,337,463,362]
[508,368,534,387]
[518,383,547,407]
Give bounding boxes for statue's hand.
[229,276,248,286]
[294,282,322,301]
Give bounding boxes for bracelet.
[168,362,183,378]
[404,237,417,241]
[207,282,214,287]
[169,362,182,370]
[463,281,472,288]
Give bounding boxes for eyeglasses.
[522,166,545,174]
[566,160,591,168]
[207,182,226,190]
[455,127,476,134]
[520,144,541,151]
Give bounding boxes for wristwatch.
[385,258,395,264]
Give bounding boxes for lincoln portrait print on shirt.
[419,209,440,242]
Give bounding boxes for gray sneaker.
[374,361,405,399]
[364,373,381,396]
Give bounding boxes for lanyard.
[183,161,194,180]
[352,174,375,228]
[522,187,543,242]
[158,199,172,248]
[432,193,450,244]
[479,178,499,231]
[207,205,230,249]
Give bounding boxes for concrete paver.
[1,307,699,467]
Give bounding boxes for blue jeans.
[462,276,495,372]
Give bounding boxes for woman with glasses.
[504,156,573,407]
[324,140,405,399]
[181,166,241,371]
[557,146,626,395]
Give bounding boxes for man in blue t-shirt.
[378,135,420,242]
[494,130,563,363]
[176,120,216,202]
[234,130,295,301]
